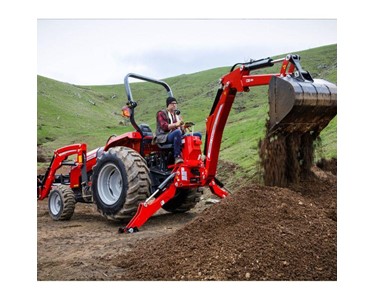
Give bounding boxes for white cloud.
[38,19,336,85]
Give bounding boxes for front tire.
[48,185,76,220]
[91,146,151,221]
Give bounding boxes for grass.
[37,44,337,186]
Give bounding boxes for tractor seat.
[139,124,153,137]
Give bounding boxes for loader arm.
[203,54,335,181]
[37,144,87,200]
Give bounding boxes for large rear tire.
[162,187,202,213]
[91,146,151,221]
[48,185,76,220]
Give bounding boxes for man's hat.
[166,96,177,107]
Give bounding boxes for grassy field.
[37,44,337,185]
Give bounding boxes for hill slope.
[37,44,337,188]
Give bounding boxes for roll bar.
[124,73,173,104]
[123,73,174,137]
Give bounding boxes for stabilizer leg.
[119,183,177,233]
[209,178,229,198]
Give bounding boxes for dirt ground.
[37,192,209,280]
[37,161,336,281]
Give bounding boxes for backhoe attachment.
[268,76,337,135]
[204,54,337,182]
[267,54,337,135]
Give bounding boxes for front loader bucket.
[268,76,337,135]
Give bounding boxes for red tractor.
[37,54,337,233]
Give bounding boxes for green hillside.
[37,44,337,186]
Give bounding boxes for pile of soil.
[111,167,336,280]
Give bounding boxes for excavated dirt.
[112,169,336,280]
[37,161,336,281]
[259,132,316,187]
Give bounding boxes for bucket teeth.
[268,76,337,134]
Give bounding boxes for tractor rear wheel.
[91,146,151,221]
[48,185,76,220]
[162,187,202,213]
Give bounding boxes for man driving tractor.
[155,96,202,164]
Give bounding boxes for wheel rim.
[97,163,123,205]
[50,191,62,216]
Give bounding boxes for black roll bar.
[123,73,174,145]
[124,73,173,104]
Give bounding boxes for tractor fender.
[103,131,142,152]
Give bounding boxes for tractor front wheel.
[48,185,76,220]
[91,146,151,221]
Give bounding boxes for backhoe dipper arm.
[203,55,302,181]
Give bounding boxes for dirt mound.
[112,170,336,280]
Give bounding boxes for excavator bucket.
[268,76,337,135]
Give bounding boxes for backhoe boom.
[204,54,336,181]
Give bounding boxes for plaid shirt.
[157,110,177,132]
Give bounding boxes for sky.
[37,19,337,85]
